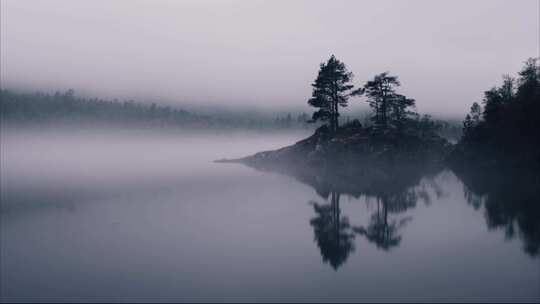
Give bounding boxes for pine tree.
[362,72,399,129]
[308,55,355,133]
[470,102,482,124]
[482,75,514,126]
[360,72,415,130]
[389,94,416,128]
[463,114,473,134]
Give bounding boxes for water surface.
[1,129,538,302]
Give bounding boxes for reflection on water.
[1,131,539,302]
[353,197,412,252]
[243,154,540,270]
[309,192,354,269]
[308,188,418,270]
[456,165,540,257]
[308,190,418,270]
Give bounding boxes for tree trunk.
[332,80,339,133]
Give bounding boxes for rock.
[218,124,451,184]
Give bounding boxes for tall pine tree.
[308,55,355,133]
[360,72,415,130]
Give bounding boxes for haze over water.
[1,129,538,302]
[1,0,539,302]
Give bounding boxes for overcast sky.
[1,0,538,116]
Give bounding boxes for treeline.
[452,58,540,171]
[0,89,313,131]
[307,55,457,140]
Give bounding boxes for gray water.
[1,129,539,302]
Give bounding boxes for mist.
[2,126,539,302]
[2,0,538,116]
[0,128,307,214]
[1,1,539,302]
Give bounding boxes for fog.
[1,129,538,301]
[1,1,539,301]
[2,0,538,116]
[0,128,308,211]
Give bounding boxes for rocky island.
[217,119,449,196]
[217,56,452,195]
[218,56,539,201]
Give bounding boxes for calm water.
[1,129,539,302]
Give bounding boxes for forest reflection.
[243,161,539,270]
[309,191,414,270]
[455,165,540,257]
[306,171,435,269]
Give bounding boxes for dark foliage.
[453,58,540,172]
[309,192,355,270]
[308,55,355,133]
[450,57,540,257]
[356,72,416,131]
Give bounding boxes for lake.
[1,129,538,302]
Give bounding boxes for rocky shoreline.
[216,121,452,195]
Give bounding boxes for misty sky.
[1,0,538,116]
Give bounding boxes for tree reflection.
[454,165,540,257]
[235,153,539,267]
[308,188,419,269]
[309,192,355,270]
[303,166,438,268]
[240,158,441,269]
[353,195,412,251]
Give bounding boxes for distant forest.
[0,88,461,138]
[0,89,313,131]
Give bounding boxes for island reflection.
[241,160,539,269]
